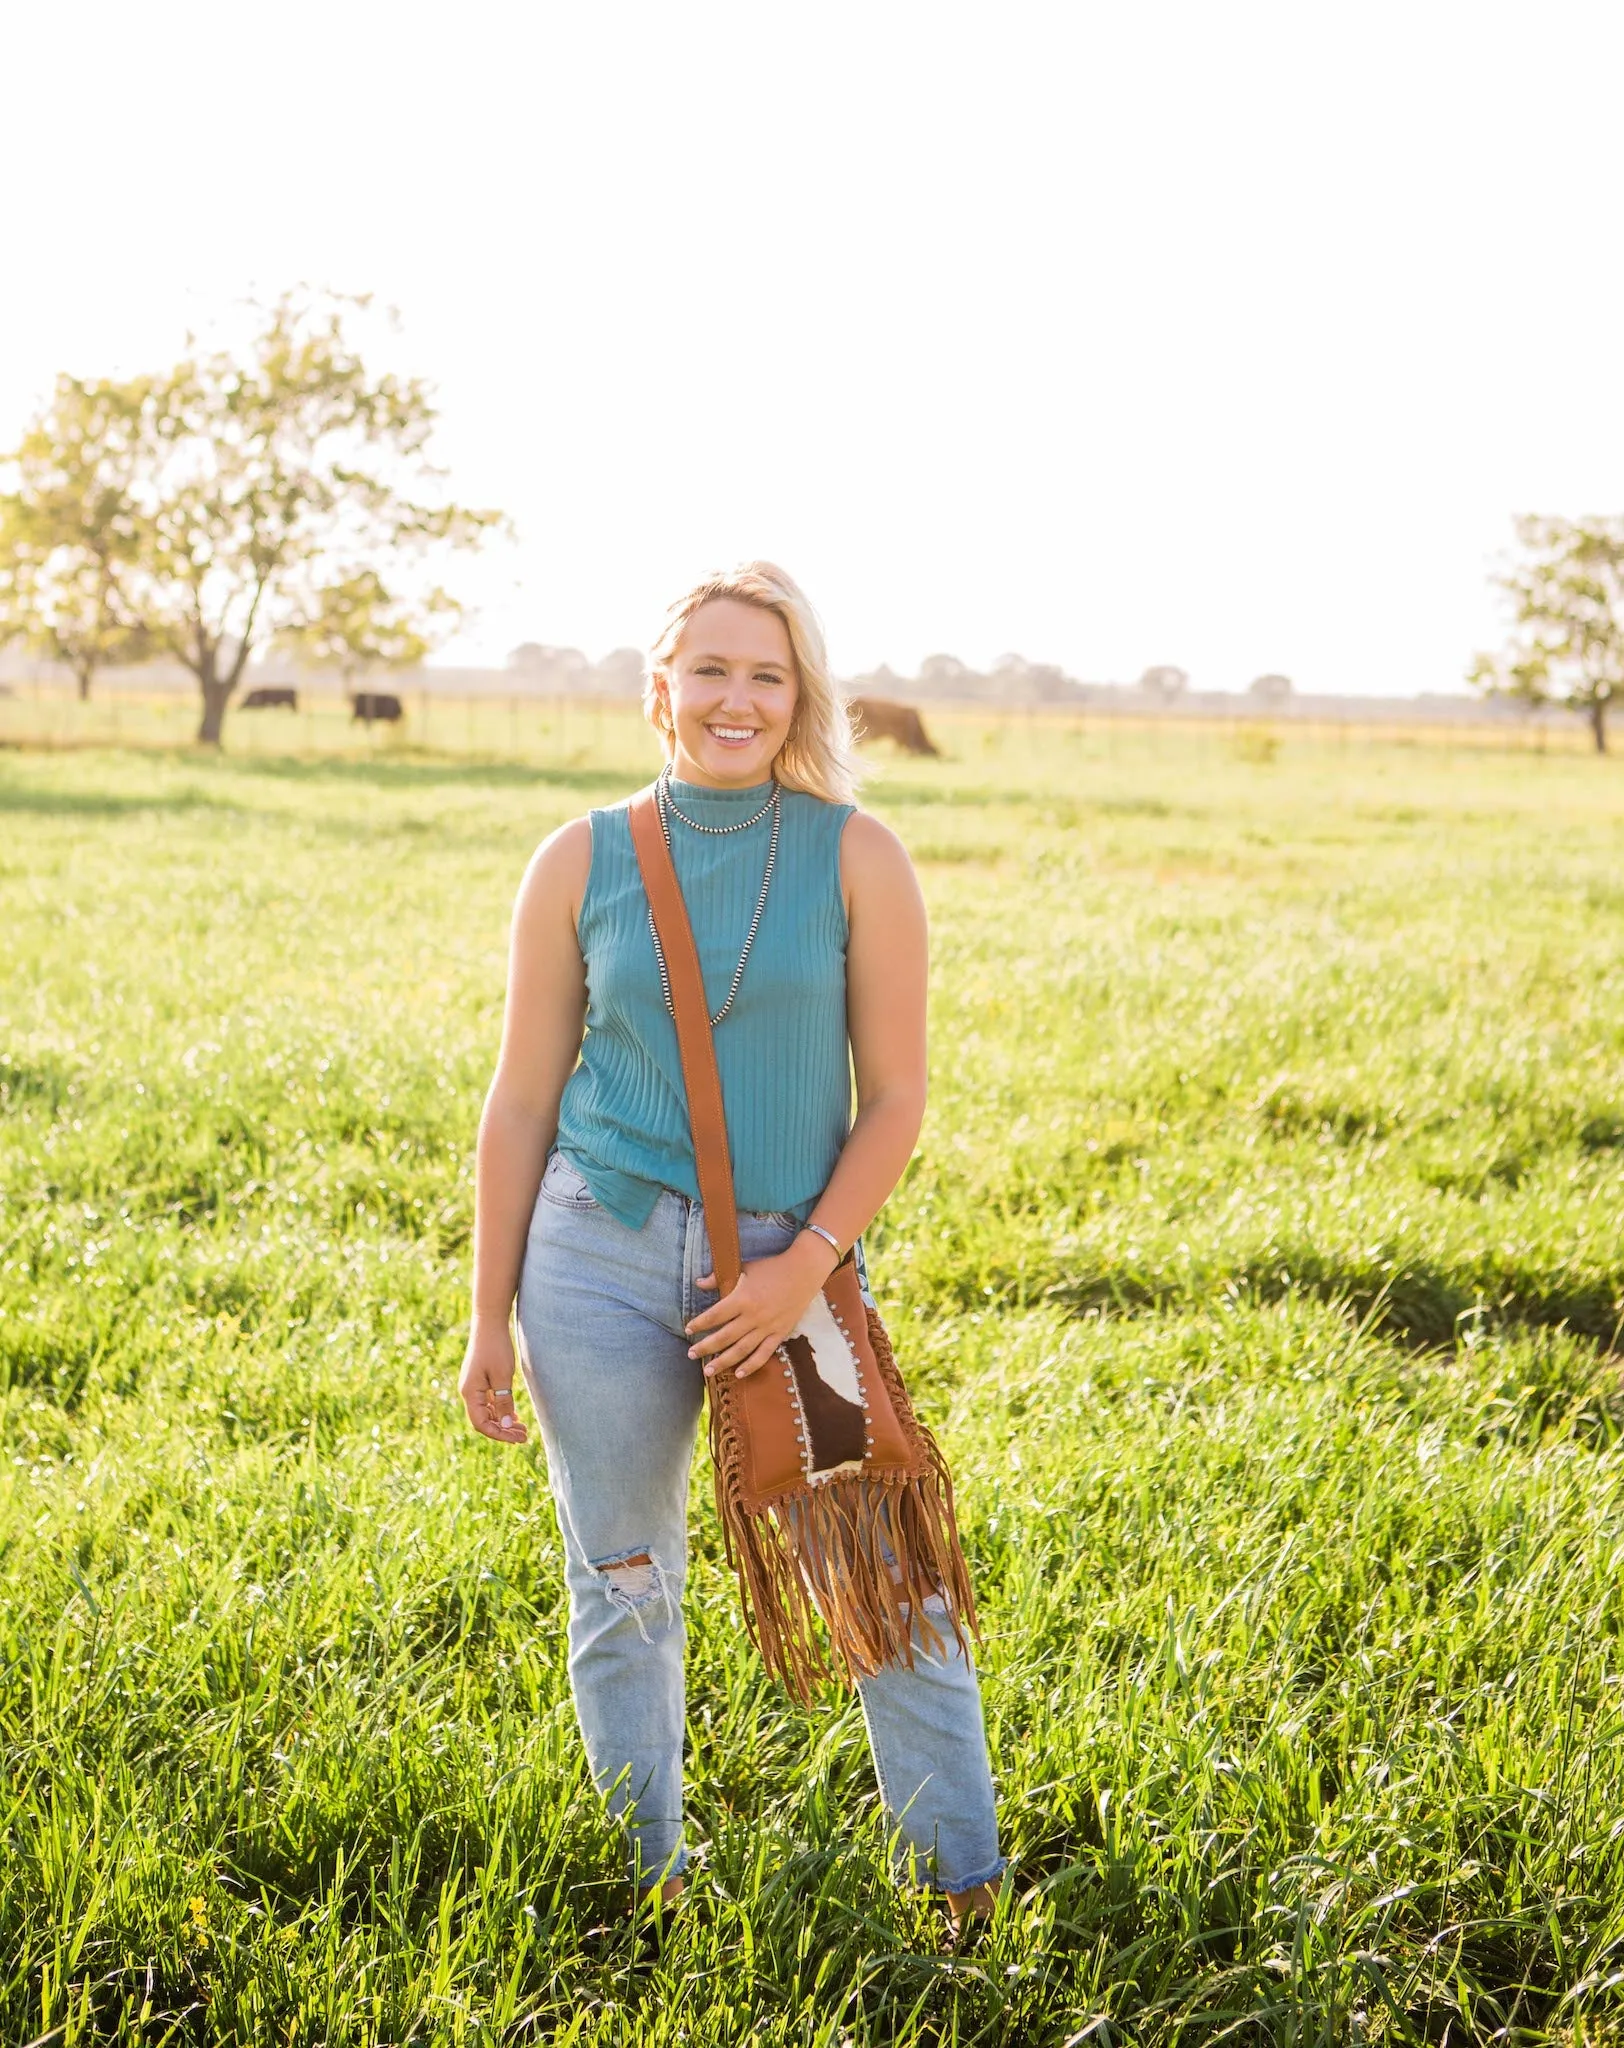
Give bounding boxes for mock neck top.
[553,775,856,1229]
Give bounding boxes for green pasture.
[1,715,1622,2045]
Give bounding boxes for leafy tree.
[1470,515,1624,754]
[132,290,502,743]
[919,653,970,687]
[592,648,647,696]
[274,569,458,689]
[506,642,591,692]
[0,376,152,699]
[1249,672,1293,706]
[1139,664,1188,703]
[916,654,981,700]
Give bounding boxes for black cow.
[242,686,299,711]
[351,692,404,724]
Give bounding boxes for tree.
[919,653,969,686]
[1470,515,1624,754]
[0,375,152,699]
[1138,664,1188,703]
[593,648,647,696]
[506,643,591,693]
[275,569,458,688]
[917,654,980,700]
[1249,672,1293,706]
[131,290,502,743]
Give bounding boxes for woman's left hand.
[686,1235,839,1380]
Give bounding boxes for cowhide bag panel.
[730,1254,916,1508]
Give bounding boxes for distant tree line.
[839,654,1295,709]
[505,643,647,697]
[0,291,502,744]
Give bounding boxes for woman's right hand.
[459,1317,530,1445]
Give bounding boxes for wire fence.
[0,684,664,772]
[0,678,1598,765]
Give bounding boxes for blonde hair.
[644,561,862,804]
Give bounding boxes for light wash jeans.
[515,1149,1004,1895]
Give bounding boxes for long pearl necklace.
[649,767,781,1027]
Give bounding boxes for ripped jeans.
[515,1150,1004,1895]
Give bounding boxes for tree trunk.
[75,664,93,703]
[197,675,233,745]
[1592,698,1608,754]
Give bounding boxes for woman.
[459,562,1002,1930]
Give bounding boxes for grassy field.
[2,714,1622,2045]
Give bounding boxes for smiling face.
[658,598,799,788]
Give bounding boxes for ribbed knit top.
[554,776,856,1230]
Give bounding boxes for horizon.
[3,639,1584,712]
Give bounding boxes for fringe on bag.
[708,1308,979,1703]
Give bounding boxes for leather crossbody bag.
[628,786,978,1699]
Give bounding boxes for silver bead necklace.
[661,770,778,836]
[649,767,781,1027]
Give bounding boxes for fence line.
[0,679,1597,761]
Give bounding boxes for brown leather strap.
[628,786,742,1292]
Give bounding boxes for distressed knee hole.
[601,1552,662,1601]
[591,1549,676,1640]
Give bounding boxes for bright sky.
[5,0,1621,695]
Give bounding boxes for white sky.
[4,0,1621,695]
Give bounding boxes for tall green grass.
[2,720,1621,2044]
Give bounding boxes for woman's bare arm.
[808,809,929,1253]
[684,809,928,1379]
[460,818,591,1442]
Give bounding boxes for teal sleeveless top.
[554,776,856,1230]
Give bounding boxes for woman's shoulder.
[515,814,594,930]
[838,808,924,936]
[541,794,640,863]
[836,805,908,862]
[533,813,595,869]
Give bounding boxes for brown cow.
[242,686,299,710]
[849,695,940,756]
